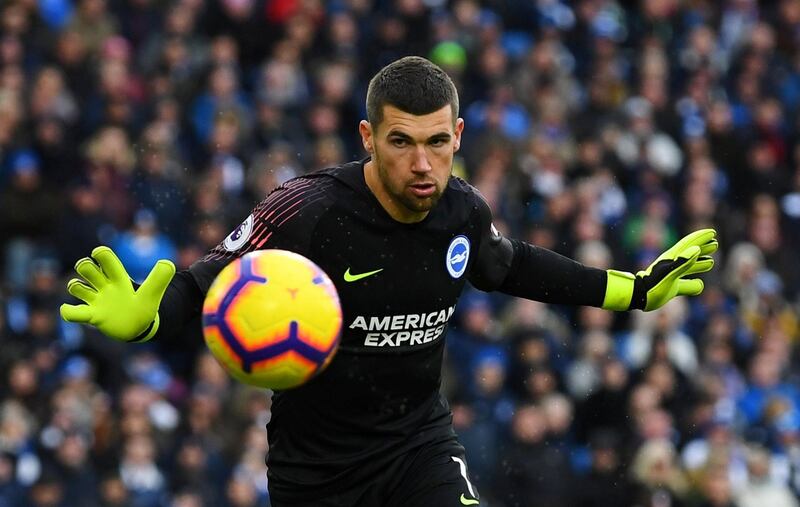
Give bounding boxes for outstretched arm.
[468,194,717,311]
[61,176,330,342]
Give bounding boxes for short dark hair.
[366,56,459,130]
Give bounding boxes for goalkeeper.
[61,56,717,507]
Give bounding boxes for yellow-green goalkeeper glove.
[60,246,175,342]
[602,229,718,312]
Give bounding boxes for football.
[202,249,342,390]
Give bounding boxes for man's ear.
[453,118,465,152]
[359,120,373,153]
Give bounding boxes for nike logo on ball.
[343,267,383,282]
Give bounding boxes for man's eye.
[391,139,408,147]
[430,139,446,147]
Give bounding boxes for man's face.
[360,104,464,222]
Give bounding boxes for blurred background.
[1,0,800,505]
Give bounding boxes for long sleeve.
[152,174,334,343]
[498,239,608,307]
[151,259,226,343]
[468,185,607,307]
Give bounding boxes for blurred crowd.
[1,0,800,506]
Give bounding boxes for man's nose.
[412,146,432,173]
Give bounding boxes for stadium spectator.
[0,0,797,504]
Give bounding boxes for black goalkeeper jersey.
[155,159,608,501]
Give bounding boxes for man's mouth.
[409,182,436,197]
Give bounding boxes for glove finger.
[656,229,715,263]
[678,244,702,263]
[60,303,93,324]
[684,256,714,276]
[67,278,97,303]
[75,257,107,289]
[138,260,176,303]
[92,246,130,284]
[677,278,704,297]
[670,245,702,279]
[699,240,719,257]
[673,229,717,254]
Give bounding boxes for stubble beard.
[374,151,446,214]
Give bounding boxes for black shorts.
[269,439,482,507]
